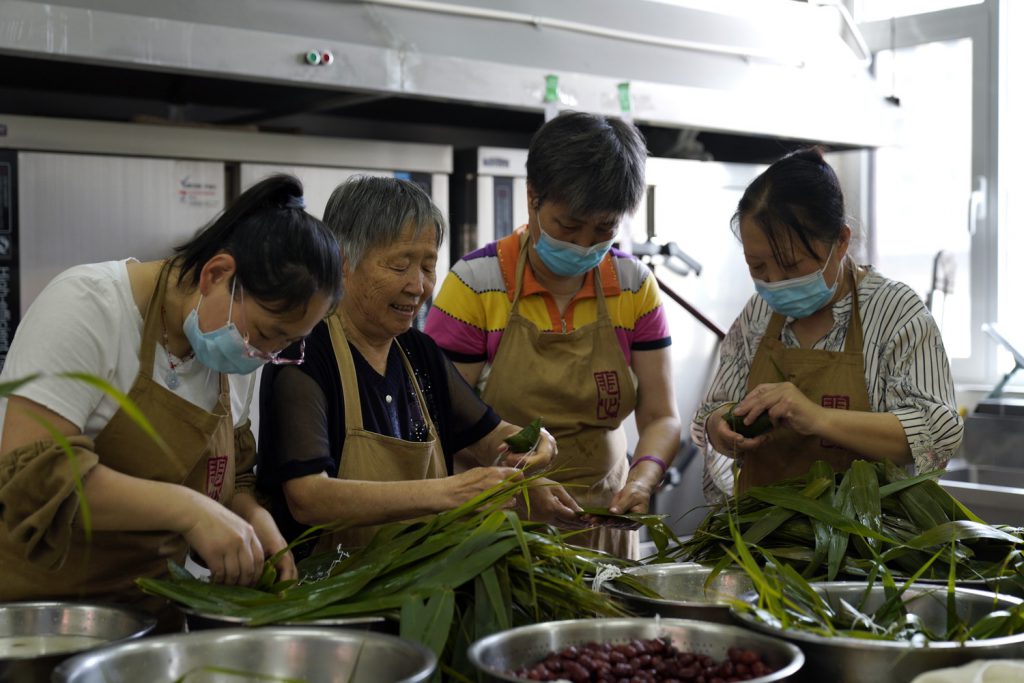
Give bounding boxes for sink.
[939,465,1024,526]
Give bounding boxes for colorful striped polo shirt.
[425,230,671,366]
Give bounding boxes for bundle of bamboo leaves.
[138,477,662,683]
[667,459,1024,591]
[728,520,1024,644]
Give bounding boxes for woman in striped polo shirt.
[426,112,682,559]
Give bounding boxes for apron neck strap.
[327,313,440,439]
[512,232,531,308]
[844,265,864,354]
[327,314,365,431]
[139,261,174,369]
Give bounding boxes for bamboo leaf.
[0,373,41,396]
[747,486,891,543]
[901,521,1024,550]
[478,566,511,631]
[400,588,455,660]
[877,468,944,498]
[804,461,835,577]
[744,476,832,545]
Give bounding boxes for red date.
[510,638,775,682]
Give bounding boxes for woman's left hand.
[244,505,298,583]
[734,381,825,437]
[517,478,588,528]
[500,427,556,470]
[606,478,655,516]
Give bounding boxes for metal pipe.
[362,0,807,67]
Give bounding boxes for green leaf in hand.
[504,417,543,453]
[723,403,773,438]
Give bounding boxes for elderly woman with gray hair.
[256,176,581,560]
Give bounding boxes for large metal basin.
[179,606,387,632]
[467,617,803,682]
[0,602,155,683]
[733,582,1024,683]
[601,563,755,624]
[939,465,1024,525]
[53,627,435,683]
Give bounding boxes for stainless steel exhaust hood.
[0,0,896,147]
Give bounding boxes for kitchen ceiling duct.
[0,0,896,147]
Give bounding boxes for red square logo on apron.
[206,454,229,501]
[822,395,850,410]
[594,370,621,420]
[820,395,851,447]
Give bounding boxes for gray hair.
[322,176,446,269]
[526,111,647,219]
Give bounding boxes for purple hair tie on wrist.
[630,455,668,474]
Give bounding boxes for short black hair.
[733,147,845,267]
[172,174,342,316]
[526,111,648,219]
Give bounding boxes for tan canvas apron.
[313,314,447,554]
[0,264,234,631]
[481,235,639,559]
[738,271,870,492]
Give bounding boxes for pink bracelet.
[630,455,668,474]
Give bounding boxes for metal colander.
[467,617,803,682]
[53,627,435,683]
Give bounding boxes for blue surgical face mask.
[753,244,839,319]
[183,279,268,375]
[533,217,615,277]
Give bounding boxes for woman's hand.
[517,479,587,529]
[240,503,297,583]
[179,492,264,586]
[707,402,773,454]
[444,466,522,507]
[607,477,656,516]
[500,427,556,470]
[735,381,825,437]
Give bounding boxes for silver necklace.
[160,304,194,390]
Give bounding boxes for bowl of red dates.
[466,617,803,682]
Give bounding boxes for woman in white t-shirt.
[0,174,341,627]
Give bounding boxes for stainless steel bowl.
[733,582,1024,683]
[602,562,755,624]
[53,627,435,683]
[0,602,155,683]
[467,617,803,682]
[179,606,388,632]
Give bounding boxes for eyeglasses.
[242,337,306,366]
[236,282,306,365]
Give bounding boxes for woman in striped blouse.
[693,148,963,501]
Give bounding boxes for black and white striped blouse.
[691,266,964,501]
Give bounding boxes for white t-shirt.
[0,260,254,440]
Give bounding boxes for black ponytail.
[172,174,341,315]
